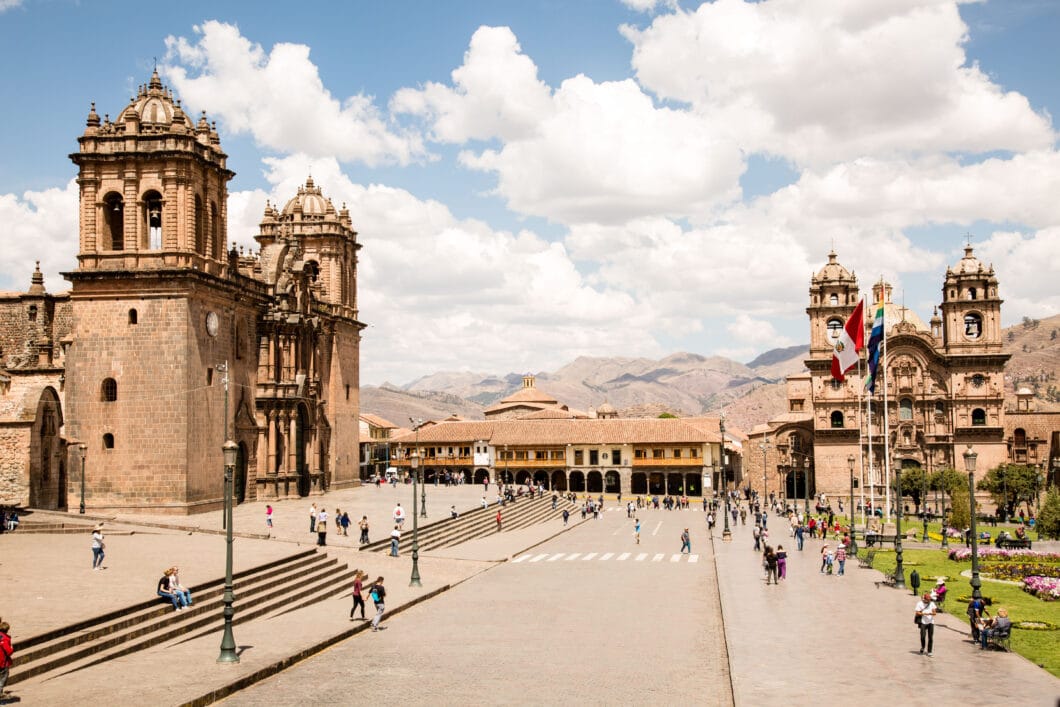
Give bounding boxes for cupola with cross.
[940,243,1003,353]
[806,250,861,358]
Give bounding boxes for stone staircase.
[8,549,355,686]
[361,494,576,554]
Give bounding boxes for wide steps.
[10,549,348,686]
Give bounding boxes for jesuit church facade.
[745,247,1029,508]
[0,70,364,514]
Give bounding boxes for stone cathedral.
[0,70,364,513]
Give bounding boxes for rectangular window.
[574,450,584,465]
[612,449,622,464]
[515,451,528,461]
[206,368,214,386]
[690,448,699,458]
[551,450,565,461]
[589,450,599,465]
[791,400,804,412]
[653,449,664,459]
[673,449,682,459]
[634,449,647,459]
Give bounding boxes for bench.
[864,534,897,548]
[874,573,899,589]
[904,528,919,541]
[857,549,877,569]
[997,538,1032,550]
[984,627,1011,651]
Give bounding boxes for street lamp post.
[847,454,857,556]
[409,451,422,587]
[720,416,731,542]
[965,445,982,601]
[803,457,811,520]
[760,439,772,509]
[922,469,929,545]
[1035,466,1043,542]
[217,440,239,663]
[78,443,87,514]
[893,455,905,589]
[940,471,949,549]
[409,418,427,518]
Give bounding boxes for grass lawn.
[864,546,1060,677]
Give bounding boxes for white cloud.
[622,0,1055,166]
[0,0,24,12]
[619,0,676,13]
[976,229,1060,322]
[0,180,78,293]
[162,21,426,167]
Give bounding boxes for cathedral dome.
[813,250,854,283]
[282,176,331,216]
[115,69,194,130]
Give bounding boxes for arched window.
[102,433,115,449]
[969,287,977,300]
[964,313,983,339]
[101,378,117,402]
[830,411,844,428]
[829,293,839,305]
[143,190,163,250]
[103,192,124,250]
[1014,428,1027,445]
[194,195,205,254]
[971,408,986,426]
[900,398,913,420]
[934,400,945,416]
[28,304,38,322]
[826,318,843,343]
[128,309,138,325]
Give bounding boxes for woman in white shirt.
[915,592,937,656]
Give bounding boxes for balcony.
[504,459,563,468]
[391,456,473,467]
[632,458,701,467]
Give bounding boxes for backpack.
[370,588,380,602]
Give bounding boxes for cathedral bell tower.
[940,245,1003,354]
[806,250,861,359]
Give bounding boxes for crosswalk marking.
[512,554,531,563]
[529,553,550,562]
[582,552,597,561]
[547,553,565,562]
[565,553,581,561]
[617,552,630,561]
[652,553,664,562]
[670,554,681,562]
[635,553,648,561]
[689,554,699,563]
[652,521,662,537]
[600,552,614,561]
[514,550,702,565]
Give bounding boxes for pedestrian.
[393,503,406,529]
[496,509,503,531]
[835,543,847,576]
[562,509,570,526]
[370,576,387,631]
[317,507,328,546]
[753,524,761,551]
[763,546,778,584]
[0,620,12,698]
[450,505,458,519]
[91,523,106,570]
[265,504,273,529]
[342,511,351,536]
[309,502,317,533]
[795,523,804,551]
[776,544,787,580]
[334,508,343,535]
[680,528,691,553]
[820,544,833,574]
[915,592,937,656]
[359,515,370,544]
[390,525,401,557]
[350,570,367,621]
[635,518,641,545]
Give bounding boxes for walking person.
[635,518,641,545]
[390,525,401,557]
[496,509,503,531]
[753,524,762,551]
[763,546,779,584]
[0,620,12,699]
[795,523,805,551]
[341,511,351,536]
[265,504,273,529]
[393,503,406,529]
[350,571,367,621]
[915,592,937,656]
[776,544,787,580]
[680,528,691,553]
[334,508,343,535]
[91,523,106,570]
[562,508,570,526]
[370,577,387,631]
[317,507,328,546]
[835,543,847,576]
[359,515,370,545]
[309,502,317,533]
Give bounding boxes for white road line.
[512,554,532,563]
[652,553,664,562]
[670,554,682,562]
[600,552,614,561]
[582,553,597,561]
[689,554,699,563]
[564,553,581,561]
[635,553,648,561]
[529,553,550,563]
[652,521,662,536]
[547,553,565,562]
[612,525,626,535]
[617,552,630,561]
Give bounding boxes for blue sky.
[1,0,1058,385]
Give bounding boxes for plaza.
[1,483,1058,706]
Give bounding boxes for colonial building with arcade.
[0,70,364,513]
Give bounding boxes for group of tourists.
[156,566,192,611]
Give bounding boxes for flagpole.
[858,356,866,530]
[882,281,892,524]
[867,353,875,524]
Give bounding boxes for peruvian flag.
[831,298,865,382]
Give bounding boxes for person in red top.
[835,544,847,575]
[496,509,502,531]
[0,619,13,697]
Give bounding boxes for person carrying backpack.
[370,577,387,631]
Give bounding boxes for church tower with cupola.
[806,250,861,358]
[62,69,267,514]
[940,244,1003,354]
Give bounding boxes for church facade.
[0,70,364,514]
[743,247,1039,510]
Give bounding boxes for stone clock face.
[971,374,985,388]
[206,311,219,337]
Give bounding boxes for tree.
[976,464,1039,520]
[1039,489,1060,541]
[896,467,929,512]
[949,483,970,531]
[657,412,677,419]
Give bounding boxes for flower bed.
[1022,576,1060,602]
[983,563,1060,581]
[948,548,1060,562]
